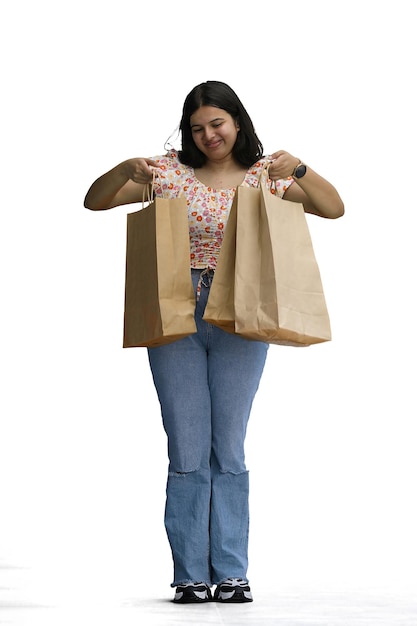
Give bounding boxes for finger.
[137,162,154,181]
[145,158,162,168]
[269,150,285,160]
[132,169,152,184]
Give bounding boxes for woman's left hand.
[268,150,345,219]
[268,150,299,180]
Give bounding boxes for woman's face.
[190,106,240,163]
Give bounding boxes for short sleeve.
[245,157,294,198]
[150,150,192,198]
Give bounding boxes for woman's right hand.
[122,158,161,184]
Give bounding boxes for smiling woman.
[83,80,344,604]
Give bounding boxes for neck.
[203,155,242,173]
[194,158,248,190]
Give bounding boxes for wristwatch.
[292,161,307,179]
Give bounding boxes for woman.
[84,81,344,604]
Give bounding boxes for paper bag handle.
[141,168,158,207]
[141,166,186,206]
[258,160,277,193]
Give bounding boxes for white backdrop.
[1,0,416,610]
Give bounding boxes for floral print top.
[151,149,293,270]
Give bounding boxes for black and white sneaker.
[214,578,253,603]
[173,582,212,603]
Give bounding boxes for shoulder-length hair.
[178,81,264,168]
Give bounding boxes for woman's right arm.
[84,158,160,210]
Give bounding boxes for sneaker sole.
[174,589,212,603]
[215,589,253,603]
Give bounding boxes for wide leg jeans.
[148,269,268,586]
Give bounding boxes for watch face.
[295,164,307,178]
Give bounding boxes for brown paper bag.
[233,182,332,345]
[123,194,197,348]
[201,193,237,333]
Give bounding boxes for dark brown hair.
[178,81,263,168]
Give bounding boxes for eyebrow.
[190,117,225,128]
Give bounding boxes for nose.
[203,126,216,141]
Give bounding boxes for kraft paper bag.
[202,193,237,333]
[233,181,332,346]
[123,193,197,348]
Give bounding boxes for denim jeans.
[148,269,269,586]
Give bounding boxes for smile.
[205,140,222,149]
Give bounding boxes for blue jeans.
[148,269,268,586]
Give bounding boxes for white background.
[1,0,416,612]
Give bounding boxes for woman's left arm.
[268,150,344,219]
